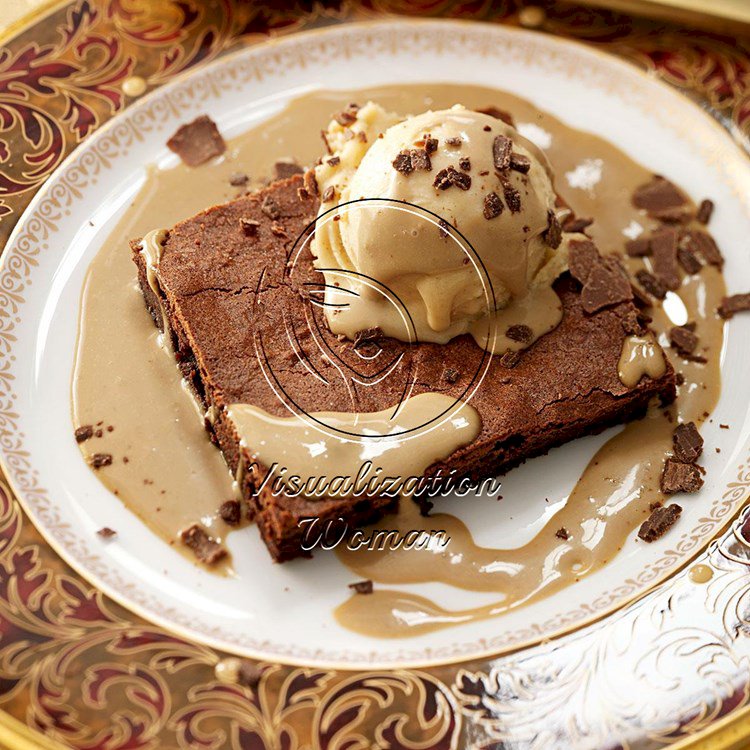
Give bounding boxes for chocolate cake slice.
[132,173,676,562]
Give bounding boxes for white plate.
[3,20,750,669]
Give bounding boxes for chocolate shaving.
[166,115,226,167]
[650,228,680,290]
[625,237,651,257]
[632,175,688,219]
[180,523,227,564]
[543,210,562,249]
[718,293,750,319]
[661,459,704,494]
[274,160,304,179]
[673,422,703,463]
[696,199,714,225]
[97,527,116,538]
[638,504,682,542]
[219,499,242,526]
[477,106,515,127]
[500,174,521,213]
[509,153,531,174]
[635,269,667,300]
[506,324,533,343]
[483,192,503,220]
[89,453,112,469]
[492,135,512,171]
[239,218,260,237]
[229,172,249,187]
[433,166,471,191]
[562,216,593,234]
[683,230,723,268]
[669,324,698,357]
[677,246,702,275]
[348,579,373,594]
[75,425,94,443]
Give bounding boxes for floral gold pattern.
[1,2,750,748]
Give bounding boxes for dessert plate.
[3,20,750,669]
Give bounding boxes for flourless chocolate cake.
[132,172,676,562]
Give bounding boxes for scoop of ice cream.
[313,103,570,350]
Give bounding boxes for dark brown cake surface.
[133,173,676,561]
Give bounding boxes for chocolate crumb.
[239,218,260,237]
[219,499,242,526]
[509,153,531,174]
[543,210,562,249]
[89,453,113,469]
[555,527,570,540]
[675,372,685,386]
[438,219,451,238]
[669,324,699,357]
[229,172,249,187]
[445,136,462,147]
[718,293,750,319]
[443,368,460,384]
[661,459,704,494]
[95,429,103,438]
[75,425,94,443]
[166,115,226,167]
[696,199,714,225]
[638,504,682,542]
[348,579,373,595]
[673,422,703,463]
[459,157,471,172]
[274,160,304,179]
[180,523,227,564]
[483,192,503,220]
[506,324,533,343]
[322,185,336,203]
[97,527,116,538]
[635,269,667,300]
[425,137,438,154]
[492,135,512,171]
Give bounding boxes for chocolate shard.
[89,453,113,469]
[166,115,226,167]
[682,230,724,268]
[500,174,521,213]
[492,135,512,171]
[630,283,653,309]
[477,106,515,127]
[580,257,632,315]
[180,523,227,564]
[348,579,373,594]
[661,458,704,494]
[638,503,682,542]
[677,245,702,275]
[543,210,562,249]
[410,148,432,171]
[506,324,533,343]
[669,324,698,357]
[562,216,593,234]
[650,228,680,290]
[333,106,358,126]
[625,236,651,258]
[392,151,414,175]
[718,293,750,319]
[632,175,688,219]
[696,199,714,225]
[219,499,242,526]
[75,425,94,443]
[433,166,471,191]
[635,269,667,300]
[509,153,531,174]
[673,422,703,463]
[568,239,600,285]
[274,160,304,179]
[483,192,503,220]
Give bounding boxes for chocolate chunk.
[326,156,340,167]
[166,115,226,167]
[562,216,593,234]
[334,108,357,126]
[483,192,503,220]
[568,239,600,285]
[219,499,242,526]
[499,350,521,368]
[433,166,471,191]
[638,504,682,542]
[477,106,515,127]
[229,172,249,187]
[239,218,260,237]
[650,228,680,290]
[543,210,562,249]
[555,527,570,540]
[348,579,373,594]
[410,148,432,171]
[260,196,282,219]
[392,151,414,175]
[580,258,632,314]
[500,174,521,213]
[661,459,704,494]
[632,175,688,219]
[322,185,336,203]
[718,293,750,319]
[635,269,667,300]
[424,137,438,154]
[677,246,702,275]
[492,135,512,171]
[673,422,703,463]
[97,527,116,538]
[75,425,94,443]
[669,324,698,357]
[459,157,471,172]
[506,324,533,343]
[445,136,462,147]
[696,199,714,225]
[274,160,304,179]
[180,523,227,564]
[682,230,723,268]
[443,367,460,384]
[509,153,531,174]
[89,453,113,469]
[625,237,651,257]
